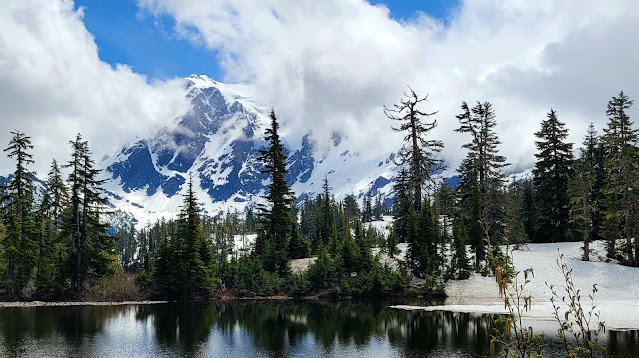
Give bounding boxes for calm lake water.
[0,301,637,357]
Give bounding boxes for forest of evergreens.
[1,91,637,301]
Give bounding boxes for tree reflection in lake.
[0,301,637,357]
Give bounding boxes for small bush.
[84,270,142,302]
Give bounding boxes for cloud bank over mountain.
[2,0,639,175]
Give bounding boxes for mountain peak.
[102,78,397,224]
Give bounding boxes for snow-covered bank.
[393,241,639,330]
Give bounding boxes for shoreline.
[0,300,169,308]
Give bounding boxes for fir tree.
[601,91,639,264]
[457,169,484,272]
[503,180,529,250]
[450,223,471,280]
[533,109,574,243]
[40,159,68,224]
[176,177,212,296]
[35,159,69,296]
[63,134,114,296]
[581,123,606,242]
[1,130,37,298]
[256,110,294,276]
[342,194,360,225]
[392,167,414,244]
[410,201,438,278]
[521,178,536,241]
[362,193,373,222]
[568,156,596,261]
[455,101,508,255]
[568,125,605,261]
[455,101,509,195]
[288,221,310,259]
[386,87,444,211]
[318,176,336,248]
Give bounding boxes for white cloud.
[1,0,638,179]
[138,0,639,171]
[0,0,189,175]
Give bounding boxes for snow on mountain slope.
[100,75,400,225]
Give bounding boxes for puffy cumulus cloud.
[139,0,639,171]
[0,0,190,175]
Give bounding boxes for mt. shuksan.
[101,75,398,224]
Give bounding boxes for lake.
[0,301,636,357]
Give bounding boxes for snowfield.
[393,240,639,330]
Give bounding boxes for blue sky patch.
[75,0,458,82]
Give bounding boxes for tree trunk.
[582,230,590,261]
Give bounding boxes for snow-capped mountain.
[101,75,399,224]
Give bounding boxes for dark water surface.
[0,301,637,357]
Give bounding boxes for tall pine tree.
[63,134,115,296]
[568,124,604,261]
[532,109,574,243]
[455,101,508,270]
[256,110,294,277]
[1,131,37,299]
[601,92,639,264]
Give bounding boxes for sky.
[1,0,639,176]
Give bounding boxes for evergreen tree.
[521,178,536,241]
[318,177,337,248]
[256,110,293,276]
[385,87,444,211]
[581,123,606,242]
[601,92,639,264]
[1,130,37,298]
[63,134,115,296]
[450,223,471,280]
[455,101,508,195]
[568,156,596,261]
[288,221,310,259]
[392,167,414,244]
[568,125,605,261]
[245,207,256,232]
[176,178,212,296]
[342,194,360,225]
[462,170,484,272]
[503,180,529,250]
[409,200,438,278]
[40,160,68,224]
[455,101,508,254]
[532,109,574,243]
[362,193,373,222]
[35,159,69,296]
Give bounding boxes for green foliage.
[547,255,607,358]
[533,109,574,243]
[150,179,214,298]
[1,130,38,299]
[62,134,115,297]
[503,180,529,250]
[491,253,544,358]
[569,152,597,261]
[288,222,310,259]
[601,91,639,265]
[256,110,294,276]
[448,223,471,280]
[459,170,484,273]
[409,202,439,278]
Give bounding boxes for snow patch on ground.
[395,241,639,330]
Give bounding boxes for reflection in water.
[0,301,637,357]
